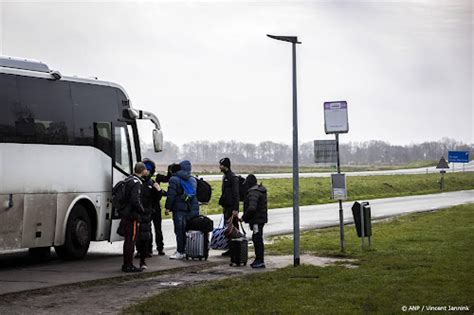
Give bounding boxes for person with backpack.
[241,174,268,269]
[119,162,148,273]
[218,157,240,256]
[146,162,179,256]
[134,158,163,269]
[165,160,200,260]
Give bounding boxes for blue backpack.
[180,178,196,203]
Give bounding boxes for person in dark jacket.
[218,157,240,256]
[241,174,268,269]
[145,161,178,256]
[135,159,163,268]
[120,162,147,273]
[165,160,199,260]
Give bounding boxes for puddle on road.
[158,281,182,287]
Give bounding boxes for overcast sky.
[1,0,472,146]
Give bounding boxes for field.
[162,172,474,216]
[127,204,474,314]
[157,160,437,175]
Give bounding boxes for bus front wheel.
[55,205,91,260]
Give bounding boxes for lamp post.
[267,34,302,267]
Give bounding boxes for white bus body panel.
[0,143,114,250]
[0,143,110,193]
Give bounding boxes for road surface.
[88,189,474,254]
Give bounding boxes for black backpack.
[194,176,212,203]
[112,177,132,214]
[237,175,246,201]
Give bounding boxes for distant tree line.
[142,138,473,165]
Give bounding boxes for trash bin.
[351,201,372,237]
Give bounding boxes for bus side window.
[127,124,138,167]
[114,126,132,174]
[94,122,112,156]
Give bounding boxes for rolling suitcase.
[230,221,248,266]
[230,237,248,266]
[185,230,209,261]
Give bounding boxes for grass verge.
[191,172,473,215]
[126,204,474,314]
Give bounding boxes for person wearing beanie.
[135,158,163,268]
[218,157,240,256]
[241,174,268,269]
[120,162,147,273]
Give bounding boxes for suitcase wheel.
[185,255,189,260]
[244,262,247,266]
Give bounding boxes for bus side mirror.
[153,129,163,152]
[123,109,139,120]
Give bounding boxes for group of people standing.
[118,157,268,273]
[218,158,268,269]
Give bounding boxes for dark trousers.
[122,219,138,267]
[252,223,265,262]
[151,211,164,252]
[136,239,150,265]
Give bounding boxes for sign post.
[324,101,349,252]
[436,157,449,190]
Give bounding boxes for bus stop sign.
[324,101,349,134]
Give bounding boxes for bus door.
[109,123,138,241]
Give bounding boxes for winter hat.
[142,158,156,174]
[170,163,181,174]
[244,174,257,188]
[219,157,231,169]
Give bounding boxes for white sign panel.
[324,101,349,134]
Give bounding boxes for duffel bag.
[210,216,229,250]
[186,215,214,233]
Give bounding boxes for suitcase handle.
[239,220,247,236]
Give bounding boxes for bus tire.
[54,204,91,260]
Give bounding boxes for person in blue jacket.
[165,160,199,259]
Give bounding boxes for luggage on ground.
[230,221,248,266]
[186,215,214,233]
[230,237,248,266]
[210,216,229,250]
[185,230,209,260]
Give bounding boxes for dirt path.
[0,255,352,315]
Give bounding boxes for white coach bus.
[0,56,163,259]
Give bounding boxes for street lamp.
[267,34,302,267]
